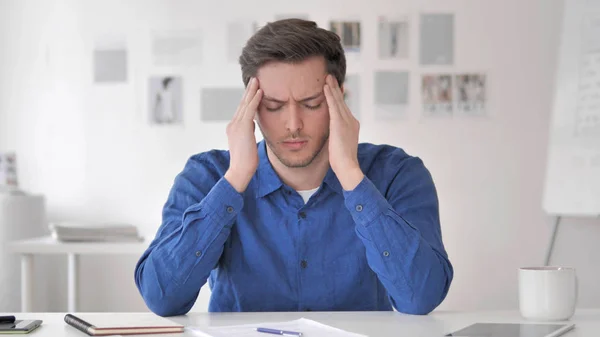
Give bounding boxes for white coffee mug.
[518,267,578,321]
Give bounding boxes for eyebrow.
[263,92,323,104]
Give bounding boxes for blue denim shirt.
[134,140,453,316]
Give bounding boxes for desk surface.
[6,235,148,254]
[2,309,595,336]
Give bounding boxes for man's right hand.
[224,77,263,193]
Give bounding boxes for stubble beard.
[263,130,329,169]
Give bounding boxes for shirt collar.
[255,140,284,198]
[254,140,344,198]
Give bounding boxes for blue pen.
[256,327,303,336]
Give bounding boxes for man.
[134,18,453,316]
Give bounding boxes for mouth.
[281,140,308,150]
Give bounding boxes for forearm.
[356,215,452,314]
[135,177,243,316]
[344,176,453,314]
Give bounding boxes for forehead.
[256,56,327,100]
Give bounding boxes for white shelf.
[7,235,148,254]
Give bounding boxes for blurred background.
[1,0,599,313]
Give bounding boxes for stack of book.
[49,222,143,242]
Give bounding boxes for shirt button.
[300,260,308,268]
[383,251,390,257]
[298,211,306,219]
[356,204,363,212]
[226,206,234,213]
[195,251,202,257]
[286,190,292,195]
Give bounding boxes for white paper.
[188,318,368,337]
[542,1,600,215]
[575,13,600,137]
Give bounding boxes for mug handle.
[575,274,579,304]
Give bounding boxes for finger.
[232,104,243,123]
[331,77,354,121]
[233,79,252,122]
[241,78,259,120]
[324,84,341,121]
[243,88,263,121]
[329,76,347,110]
[326,75,346,121]
[234,78,257,122]
[244,77,259,105]
[241,77,255,103]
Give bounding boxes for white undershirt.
[296,187,319,204]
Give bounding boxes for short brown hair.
[239,19,346,87]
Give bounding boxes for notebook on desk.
[64,313,184,336]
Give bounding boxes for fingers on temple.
[244,88,263,121]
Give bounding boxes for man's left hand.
[324,74,364,191]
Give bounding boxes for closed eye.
[265,106,283,112]
[264,102,322,112]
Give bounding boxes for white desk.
[0,309,595,336]
[7,236,148,313]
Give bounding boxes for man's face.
[255,56,334,168]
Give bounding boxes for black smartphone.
[0,320,43,334]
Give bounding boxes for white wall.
[1,0,598,313]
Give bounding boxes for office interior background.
[1,0,599,313]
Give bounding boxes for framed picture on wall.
[148,76,184,125]
[329,20,361,53]
[378,16,409,59]
[0,152,18,189]
[422,74,453,116]
[455,73,486,116]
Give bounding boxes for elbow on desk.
[135,278,193,317]
[145,298,191,317]
[392,290,448,315]
[134,260,193,317]
[393,269,454,315]
[394,296,442,316]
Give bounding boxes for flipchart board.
[543,0,600,217]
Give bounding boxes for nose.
[285,104,303,134]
